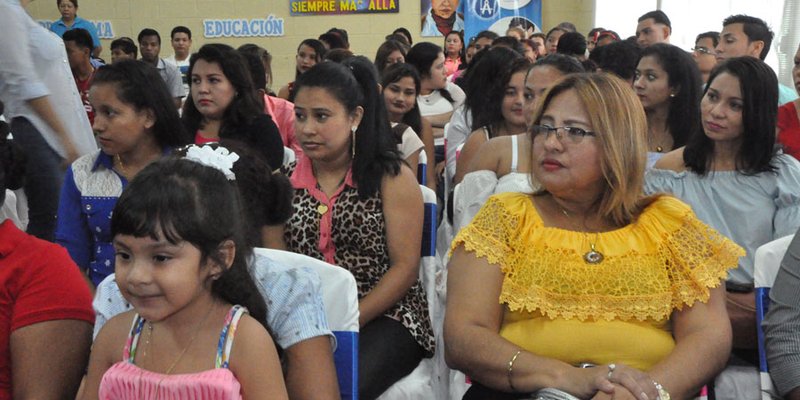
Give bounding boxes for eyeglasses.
[692,46,716,56]
[531,124,597,144]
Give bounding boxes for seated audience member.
[92,142,340,400]
[715,14,798,104]
[544,27,567,55]
[392,27,413,46]
[269,57,434,399]
[324,48,355,63]
[237,45,301,158]
[109,37,137,63]
[520,39,539,62]
[0,133,95,399]
[506,26,526,41]
[165,26,192,97]
[454,59,530,184]
[446,72,740,400]
[81,152,289,400]
[473,30,500,54]
[530,32,547,56]
[63,28,96,124]
[693,31,719,84]
[764,230,800,400]
[636,10,672,47]
[326,27,350,49]
[778,41,800,160]
[595,30,621,48]
[56,60,189,287]
[444,31,465,77]
[137,28,185,107]
[589,40,642,85]
[374,39,410,76]
[319,32,347,50]
[278,39,326,101]
[50,0,102,57]
[182,44,284,170]
[586,27,605,53]
[634,43,703,168]
[454,54,584,232]
[555,31,588,60]
[492,36,526,55]
[646,57,800,369]
[406,42,466,138]
[381,63,436,188]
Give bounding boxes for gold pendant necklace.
[560,207,604,264]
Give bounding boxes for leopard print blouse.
[283,162,435,355]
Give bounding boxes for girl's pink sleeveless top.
[99,305,246,400]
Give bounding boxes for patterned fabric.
[283,158,435,355]
[99,306,247,400]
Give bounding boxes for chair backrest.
[417,149,428,186]
[282,146,296,167]
[419,185,438,318]
[754,234,794,400]
[252,248,359,400]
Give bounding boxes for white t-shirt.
[392,123,425,160]
[418,81,465,117]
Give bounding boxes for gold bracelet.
[507,350,522,392]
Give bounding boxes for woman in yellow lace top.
[444,73,743,400]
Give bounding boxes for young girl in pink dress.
[81,146,288,400]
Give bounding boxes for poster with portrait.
[420,0,464,36]
[461,0,541,41]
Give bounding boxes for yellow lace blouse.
[451,192,743,370]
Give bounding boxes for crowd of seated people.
[7,3,800,399]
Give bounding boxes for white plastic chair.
[754,234,794,400]
[282,146,296,167]
[253,248,360,400]
[417,149,428,186]
[379,185,448,399]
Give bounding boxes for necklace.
[114,154,128,177]
[139,300,217,399]
[560,207,604,264]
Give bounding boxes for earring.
[669,93,676,98]
[351,126,357,158]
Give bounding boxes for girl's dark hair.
[405,42,455,103]
[392,27,413,45]
[295,39,327,79]
[110,156,268,330]
[374,39,409,75]
[94,60,189,147]
[684,57,778,175]
[319,32,347,50]
[0,133,26,205]
[462,46,523,130]
[479,58,532,136]
[381,63,423,134]
[175,141,293,248]
[182,44,265,140]
[294,56,402,199]
[238,44,273,90]
[640,43,703,149]
[444,30,466,62]
[534,53,586,74]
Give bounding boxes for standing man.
[137,28,185,108]
[636,10,671,48]
[715,14,798,104]
[165,26,192,98]
[63,28,95,124]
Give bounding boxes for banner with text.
[291,0,398,15]
[463,0,541,41]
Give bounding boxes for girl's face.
[546,30,563,54]
[793,45,800,94]
[385,50,405,69]
[294,87,363,162]
[465,45,477,64]
[191,59,236,121]
[89,83,156,157]
[523,42,537,62]
[701,72,744,144]
[501,71,530,129]
[445,34,463,56]
[523,65,565,125]
[114,233,223,323]
[425,52,447,90]
[634,55,672,111]
[383,76,418,120]
[296,44,319,74]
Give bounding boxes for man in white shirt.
[137,28,185,108]
[164,26,191,97]
[0,0,97,241]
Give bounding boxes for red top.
[0,220,94,398]
[194,131,218,145]
[288,154,355,264]
[75,68,95,125]
[778,101,800,160]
